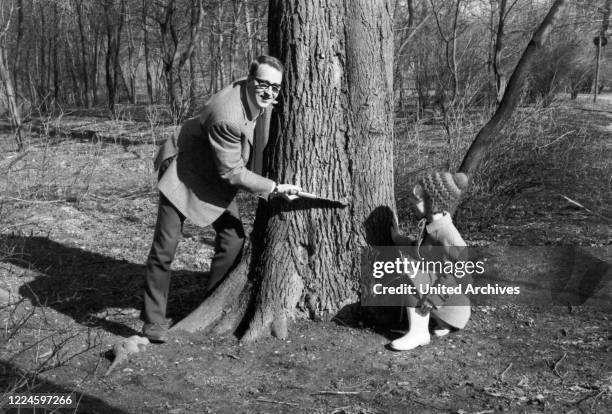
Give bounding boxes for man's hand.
[273,183,302,201]
[418,298,437,315]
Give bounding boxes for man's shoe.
[143,322,169,343]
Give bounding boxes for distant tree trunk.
[92,27,101,105]
[491,0,510,104]
[12,0,24,90]
[103,1,118,114]
[52,4,60,103]
[113,1,126,105]
[215,1,227,90]
[430,0,461,103]
[156,0,204,120]
[65,39,80,105]
[125,3,138,104]
[143,0,154,104]
[243,0,255,63]
[459,0,569,174]
[592,0,611,102]
[173,0,395,342]
[76,0,91,107]
[0,45,24,151]
[229,0,240,81]
[189,53,196,109]
[39,3,48,109]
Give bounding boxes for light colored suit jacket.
[155,79,275,227]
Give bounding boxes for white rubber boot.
[390,307,431,351]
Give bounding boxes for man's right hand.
[273,183,302,201]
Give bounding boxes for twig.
[590,390,605,409]
[6,150,30,170]
[536,130,575,149]
[0,196,65,204]
[574,389,605,406]
[254,397,299,407]
[551,352,567,378]
[560,195,612,223]
[225,353,240,360]
[500,363,513,381]
[312,390,361,395]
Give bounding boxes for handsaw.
[297,191,349,207]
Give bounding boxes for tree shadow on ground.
[0,360,127,413]
[1,235,210,337]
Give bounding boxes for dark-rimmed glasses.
[253,77,281,94]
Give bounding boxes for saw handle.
[296,191,318,199]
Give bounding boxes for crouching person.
[142,55,301,343]
[389,172,471,351]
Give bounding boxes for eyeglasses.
[253,77,281,94]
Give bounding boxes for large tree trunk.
[173,0,395,341]
[459,0,569,174]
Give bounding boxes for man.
[142,55,301,342]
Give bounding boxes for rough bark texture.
[174,0,395,341]
[459,0,569,175]
[0,44,23,151]
[492,0,508,104]
[239,0,395,341]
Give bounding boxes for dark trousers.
[142,193,245,325]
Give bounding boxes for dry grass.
[394,97,612,237]
[0,97,610,412]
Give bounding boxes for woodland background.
[0,0,611,413]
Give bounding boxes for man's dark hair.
[249,55,284,76]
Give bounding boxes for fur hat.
[416,172,469,214]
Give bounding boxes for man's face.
[248,64,283,110]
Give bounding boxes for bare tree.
[76,0,92,107]
[142,0,154,104]
[490,0,522,104]
[0,0,23,151]
[460,0,570,174]
[152,0,204,120]
[102,0,126,115]
[593,0,611,102]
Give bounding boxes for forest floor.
[0,95,611,413]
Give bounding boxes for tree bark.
[92,26,101,105]
[52,4,60,103]
[12,0,24,90]
[103,0,122,114]
[76,0,91,107]
[125,1,137,104]
[143,0,154,104]
[459,0,569,175]
[491,0,510,104]
[243,0,255,63]
[592,0,611,102]
[0,44,24,151]
[173,0,395,342]
[0,0,24,150]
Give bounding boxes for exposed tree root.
[170,244,252,333]
[212,283,252,335]
[242,267,304,342]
